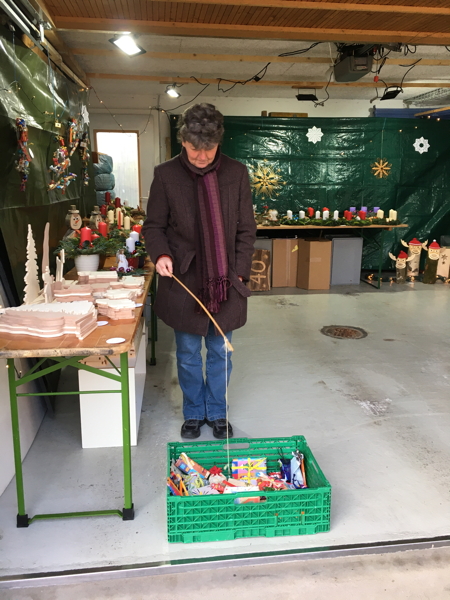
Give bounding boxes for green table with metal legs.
[0,267,155,527]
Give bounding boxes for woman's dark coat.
[142,153,257,336]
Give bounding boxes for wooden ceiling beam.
[86,72,450,88]
[72,48,450,67]
[141,0,450,17]
[54,17,450,46]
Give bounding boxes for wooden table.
[257,224,408,289]
[0,263,155,527]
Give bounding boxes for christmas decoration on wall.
[306,126,323,144]
[248,159,285,199]
[388,250,413,284]
[413,137,430,154]
[78,132,90,186]
[15,118,33,191]
[371,158,392,179]
[23,224,40,304]
[422,240,441,284]
[47,135,77,192]
[401,237,427,278]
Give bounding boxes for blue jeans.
[174,322,232,421]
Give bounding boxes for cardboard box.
[248,248,271,291]
[297,239,332,290]
[272,239,299,287]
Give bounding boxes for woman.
[142,103,256,439]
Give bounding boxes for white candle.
[124,215,131,230]
[333,210,339,220]
[389,209,397,221]
[299,210,305,219]
[323,210,329,220]
[286,210,293,219]
[377,209,384,219]
[315,210,321,219]
[126,237,135,253]
[107,210,114,224]
[129,231,139,243]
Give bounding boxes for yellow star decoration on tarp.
[371,158,392,179]
[248,159,285,198]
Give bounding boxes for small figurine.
[116,249,129,271]
[267,209,278,222]
[388,250,414,284]
[64,205,82,238]
[401,237,427,278]
[422,240,441,284]
[89,205,102,231]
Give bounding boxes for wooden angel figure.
[401,237,427,278]
[422,240,441,284]
[389,250,414,284]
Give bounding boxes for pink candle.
[132,224,142,234]
[79,226,92,246]
[115,197,121,208]
[307,207,314,218]
[98,221,108,237]
[358,210,367,220]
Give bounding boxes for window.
[95,130,140,207]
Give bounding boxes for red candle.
[115,197,121,208]
[117,210,123,229]
[358,210,367,220]
[345,211,352,221]
[105,192,111,204]
[132,224,142,234]
[79,226,92,246]
[100,204,107,216]
[98,221,108,237]
[91,233,100,241]
[307,207,314,218]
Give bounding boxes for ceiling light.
[380,87,402,101]
[296,93,318,102]
[166,85,180,98]
[109,34,146,56]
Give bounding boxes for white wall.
[89,113,160,205]
[0,285,45,496]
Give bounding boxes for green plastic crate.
[167,435,331,543]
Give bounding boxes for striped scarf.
[179,147,229,314]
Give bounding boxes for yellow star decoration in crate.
[371,158,392,179]
[249,159,285,198]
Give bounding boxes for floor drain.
[321,325,367,339]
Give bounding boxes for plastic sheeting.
[171,115,450,269]
[0,28,95,300]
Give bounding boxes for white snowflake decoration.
[413,137,430,154]
[306,126,324,144]
[80,105,90,126]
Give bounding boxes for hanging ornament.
[306,126,324,144]
[15,118,33,191]
[371,158,392,179]
[78,132,90,186]
[413,137,430,154]
[248,159,285,199]
[47,135,77,192]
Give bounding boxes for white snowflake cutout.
[81,104,90,126]
[413,137,430,154]
[306,126,323,144]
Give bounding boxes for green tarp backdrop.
[0,26,95,301]
[171,114,450,270]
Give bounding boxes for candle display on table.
[79,226,92,246]
[98,221,108,237]
[115,197,121,208]
[376,209,384,219]
[315,210,321,219]
[333,210,339,220]
[286,210,293,219]
[124,215,131,230]
[323,210,329,220]
[358,210,367,220]
[132,224,142,234]
[129,231,139,243]
[126,237,136,253]
[299,210,305,219]
[100,204,107,216]
[307,207,314,218]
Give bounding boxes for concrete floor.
[1,281,450,587]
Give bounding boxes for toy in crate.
[166,436,331,543]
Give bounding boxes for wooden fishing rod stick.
[170,274,234,352]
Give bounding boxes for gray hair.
[177,103,224,150]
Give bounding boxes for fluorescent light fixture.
[296,93,318,102]
[166,85,180,98]
[109,34,146,56]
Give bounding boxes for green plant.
[54,235,117,259]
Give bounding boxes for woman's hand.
[156,256,173,277]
